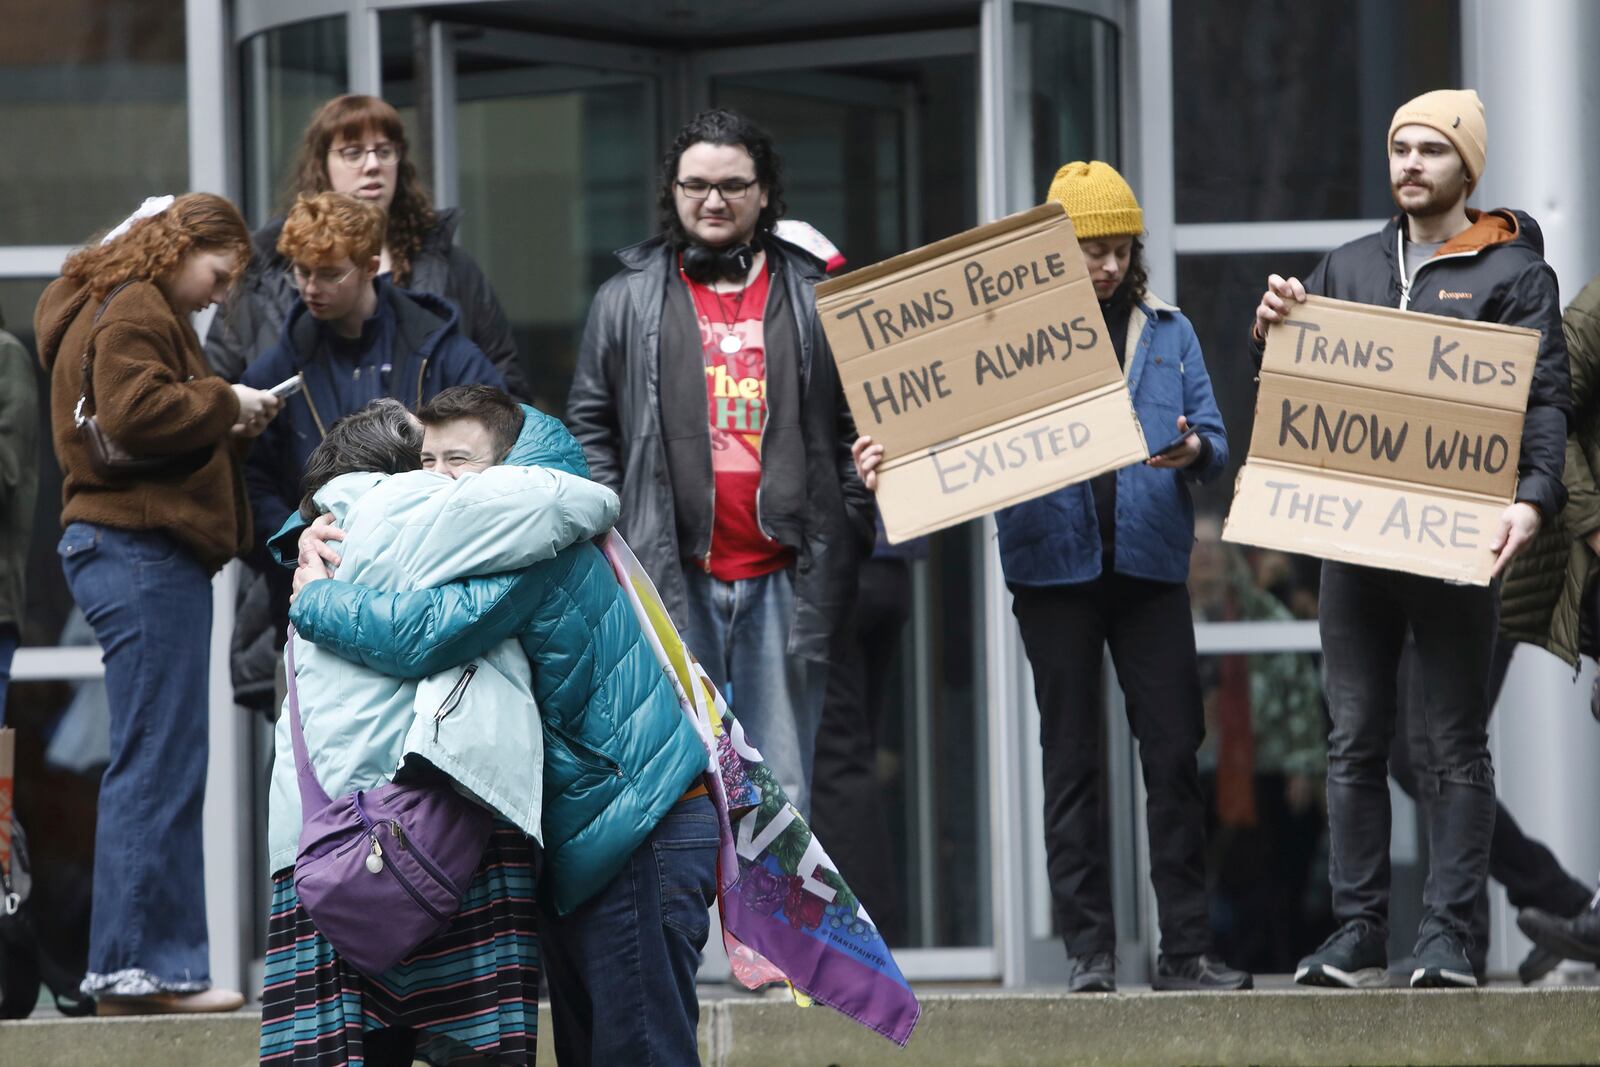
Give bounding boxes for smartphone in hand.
[268,374,304,399]
[1150,429,1194,457]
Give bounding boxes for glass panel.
[1177,251,1326,614]
[452,59,656,413]
[0,0,187,245]
[716,53,986,949]
[378,11,428,183]
[1012,4,1120,208]
[240,17,349,226]
[1173,0,1460,223]
[0,279,72,650]
[1191,646,1331,973]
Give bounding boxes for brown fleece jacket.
[36,277,250,573]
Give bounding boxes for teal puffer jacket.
[286,407,708,914]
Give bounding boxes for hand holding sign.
[1489,501,1542,578]
[852,434,884,492]
[1254,274,1308,344]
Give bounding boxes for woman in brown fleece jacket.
[35,193,282,1016]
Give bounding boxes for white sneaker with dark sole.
[1410,928,1479,989]
[1294,963,1387,989]
[1294,920,1389,990]
[1410,966,1477,988]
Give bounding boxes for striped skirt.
[259,823,540,1066]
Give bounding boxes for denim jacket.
[996,295,1228,586]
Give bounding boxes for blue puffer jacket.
[284,407,708,914]
[996,295,1228,586]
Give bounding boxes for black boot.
[1518,904,1600,966]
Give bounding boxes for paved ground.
[5,978,1600,1065]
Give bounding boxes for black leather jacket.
[567,233,874,661]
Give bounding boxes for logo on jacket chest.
[1437,288,1473,301]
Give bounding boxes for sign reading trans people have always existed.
[1223,295,1539,585]
[815,203,1148,542]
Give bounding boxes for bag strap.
[74,281,138,426]
[284,627,334,813]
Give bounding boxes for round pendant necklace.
[712,267,754,354]
[679,253,757,355]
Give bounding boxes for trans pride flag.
[602,534,921,1046]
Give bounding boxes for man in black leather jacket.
[567,108,873,819]
[1253,89,1572,991]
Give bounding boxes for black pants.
[1392,636,1592,965]
[811,558,911,946]
[1319,561,1498,944]
[1011,574,1212,957]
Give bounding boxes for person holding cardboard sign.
[866,162,1245,992]
[1251,89,1573,990]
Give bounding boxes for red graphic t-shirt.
[684,263,793,581]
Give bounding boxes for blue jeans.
[0,622,17,725]
[681,565,826,817]
[59,522,215,993]
[538,795,718,1067]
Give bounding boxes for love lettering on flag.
[601,534,921,1047]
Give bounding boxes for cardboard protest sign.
[1223,295,1539,584]
[815,203,1148,542]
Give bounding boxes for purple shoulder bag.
[286,629,492,977]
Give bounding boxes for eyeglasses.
[329,142,400,168]
[676,179,757,201]
[287,263,360,288]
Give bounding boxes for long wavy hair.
[287,95,437,285]
[657,108,786,246]
[62,193,251,302]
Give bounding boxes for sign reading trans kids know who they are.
[815,203,1148,542]
[1223,294,1540,585]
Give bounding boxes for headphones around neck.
[680,240,755,284]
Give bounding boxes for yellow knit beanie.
[1046,161,1143,240]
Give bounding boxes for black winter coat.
[567,233,874,661]
[1261,209,1572,519]
[203,208,526,398]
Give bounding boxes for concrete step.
[4,984,1600,1065]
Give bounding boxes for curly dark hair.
[287,95,437,286]
[657,108,786,245]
